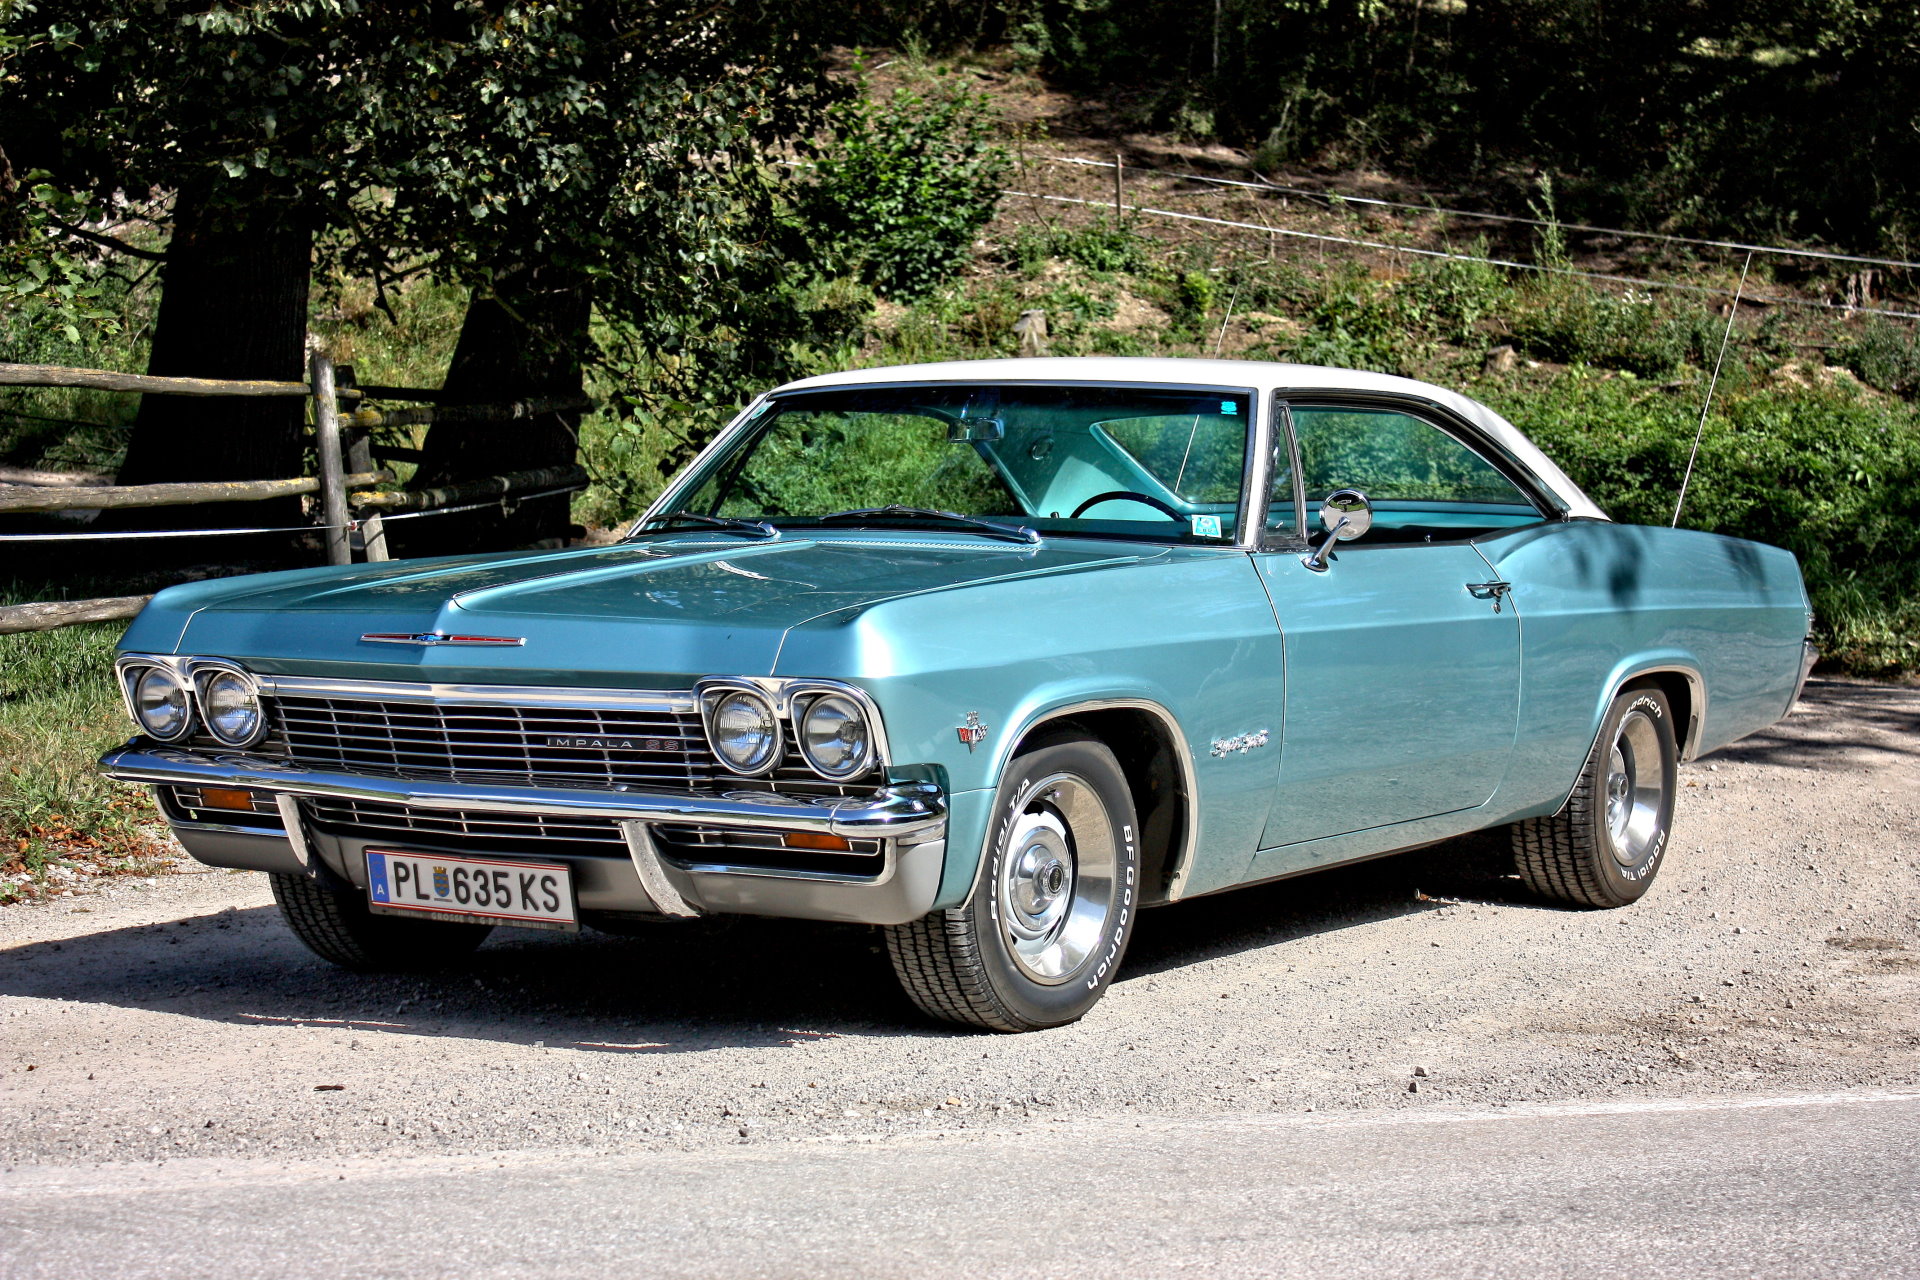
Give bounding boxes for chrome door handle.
[1466,580,1512,612]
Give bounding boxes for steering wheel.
[1069,490,1186,520]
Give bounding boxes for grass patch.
[0,615,181,904]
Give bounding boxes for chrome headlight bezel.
[696,677,890,782]
[190,660,267,749]
[796,690,876,780]
[115,656,196,744]
[699,683,784,776]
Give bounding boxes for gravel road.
[2,678,1916,1171]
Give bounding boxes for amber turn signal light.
[195,788,259,812]
[782,831,851,852]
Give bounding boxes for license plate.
[365,850,578,932]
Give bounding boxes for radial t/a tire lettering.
[885,735,1141,1032]
[270,872,493,972]
[1511,685,1678,908]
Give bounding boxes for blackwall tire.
[1511,686,1678,908]
[270,873,493,971]
[884,736,1140,1032]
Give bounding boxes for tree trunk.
[112,177,314,549]
[390,264,589,558]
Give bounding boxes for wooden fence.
[0,352,590,634]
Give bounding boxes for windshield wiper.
[632,511,778,540]
[817,505,1041,546]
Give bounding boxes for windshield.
[657,383,1254,544]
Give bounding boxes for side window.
[1292,407,1530,505]
[1283,404,1542,540]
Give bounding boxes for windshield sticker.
[1190,514,1223,538]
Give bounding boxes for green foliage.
[808,73,1011,299]
[1841,320,1920,399]
[1012,217,1151,277]
[1491,376,1920,673]
[0,616,172,901]
[1394,250,1509,348]
[1507,286,1719,378]
[1280,268,1413,375]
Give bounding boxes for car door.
[1253,398,1531,851]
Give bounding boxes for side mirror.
[1302,487,1373,572]
[1320,488,1373,540]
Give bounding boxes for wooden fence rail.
[0,470,389,515]
[0,350,594,633]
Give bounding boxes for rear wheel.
[270,873,493,971]
[885,736,1140,1032]
[1512,686,1677,907]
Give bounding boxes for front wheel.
[885,736,1140,1032]
[1511,685,1678,908]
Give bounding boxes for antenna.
[1672,251,1753,527]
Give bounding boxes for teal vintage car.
[99,359,1815,1031]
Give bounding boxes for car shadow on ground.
[0,832,1543,1051]
[1707,678,1920,770]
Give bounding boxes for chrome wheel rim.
[1604,709,1666,868]
[996,772,1116,985]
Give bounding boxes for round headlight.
[709,689,781,774]
[799,693,874,779]
[132,666,192,741]
[201,670,264,746]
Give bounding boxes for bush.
[1012,216,1151,277]
[808,74,1009,300]
[1490,376,1920,674]
[1506,284,1719,378]
[1841,320,1920,398]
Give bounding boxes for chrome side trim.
[273,794,315,872]
[619,821,702,917]
[253,674,698,713]
[100,743,947,840]
[994,697,1203,903]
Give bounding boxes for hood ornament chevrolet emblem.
[360,632,526,647]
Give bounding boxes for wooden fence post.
[310,350,351,566]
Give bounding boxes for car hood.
[141,535,1158,685]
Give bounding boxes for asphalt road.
[4,1089,1917,1279]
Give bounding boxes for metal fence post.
[310,350,351,566]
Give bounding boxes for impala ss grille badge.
[545,735,680,753]
[957,712,989,752]
[360,632,527,647]
[1210,729,1271,758]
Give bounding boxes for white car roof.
[773,357,1607,521]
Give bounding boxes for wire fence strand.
[1008,190,1920,322]
[1035,154,1920,274]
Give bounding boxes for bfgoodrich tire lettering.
[1512,685,1678,908]
[270,872,493,971]
[885,736,1140,1032]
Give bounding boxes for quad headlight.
[697,679,887,781]
[129,665,194,742]
[197,666,266,748]
[798,692,874,780]
[706,687,783,775]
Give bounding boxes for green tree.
[0,1,844,545]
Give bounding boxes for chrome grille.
[306,796,626,851]
[270,695,715,790]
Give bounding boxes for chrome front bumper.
[99,741,949,926]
